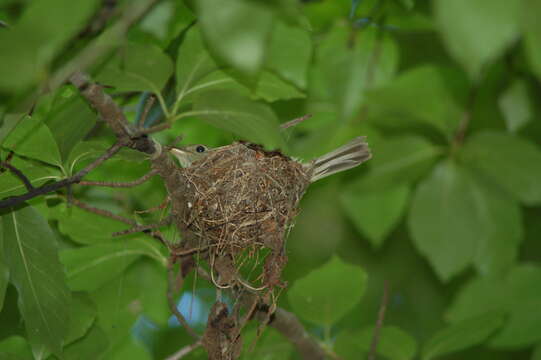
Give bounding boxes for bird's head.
[170,144,212,167]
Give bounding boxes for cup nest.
[169,142,311,289]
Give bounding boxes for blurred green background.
[1,0,541,359]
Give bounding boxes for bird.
[169,136,372,183]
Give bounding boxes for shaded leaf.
[341,185,410,248]
[335,325,417,360]
[523,0,541,81]
[65,293,97,345]
[0,258,7,312]
[422,311,505,360]
[266,21,312,89]
[3,115,62,167]
[192,89,284,149]
[0,336,33,359]
[2,206,70,357]
[434,0,520,77]
[63,323,109,360]
[288,256,367,325]
[460,131,541,205]
[60,239,166,291]
[96,42,174,92]
[498,78,532,133]
[196,0,274,76]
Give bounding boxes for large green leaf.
[196,0,274,76]
[422,311,505,360]
[96,42,174,92]
[0,258,7,312]
[354,135,440,191]
[63,324,109,360]
[340,185,410,248]
[0,336,33,359]
[60,239,165,292]
[410,160,522,279]
[192,89,284,149]
[447,265,541,348]
[0,0,100,91]
[266,20,312,89]
[65,293,97,346]
[460,131,541,205]
[335,326,417,360]
[434,0,521,77]
[317,24,399,120]
[2,206,71,357]
[366,65,467,138]
[523,0,541,81]
[288,256,367,325]
[3,115,62,167]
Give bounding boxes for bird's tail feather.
[309,136,371,182]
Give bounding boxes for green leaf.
[0,0,100,91]
[45,94,97,161]
[523,0,541,81]
[288,256,367,325]
[0,336,33,359]
[241,327,293,360]
[3,115,62,167]
[0,114,25,146]
[447,265,541,348]
[176,25,219,96]
[317,24,399,120]
[498,78,532,133]
[0,258,8,312]
[49,204,135,245]
[266,21,312,89]
[354,135,440,191]
[460,131,541,205]
[408,161,476,280]
[192,89,284,149]
[63,324,109,360]
[340,185,410,248]
[434,0,521,77]
[422,311,505,360]
[335,326,417,360]
[366,65,467,138]
[0,159,61,199]
[2,206,71,357]
[96,42,174,92]
[65,293,97,346]
[65,141,111,175]
[196,0,274,76]
[533,342,541,360]
[132,259,168,324]
[60,239,166,291]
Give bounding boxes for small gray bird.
[170,136,372,182]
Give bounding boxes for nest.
[168,142,311,290]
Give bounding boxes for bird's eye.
[196,145,206,153]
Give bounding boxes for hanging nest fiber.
[156,141,312,290]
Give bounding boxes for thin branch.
[134,122,171,136]
[0,142,123,209]
[165,340,203,360]
[368,281,390,360]
[0,162,34,191]
[70,197,136,226]
[136,94,156,129]
[167,257,201,340]
[112,216,172,236]
[78,169,158,187]
[280,114,312,130]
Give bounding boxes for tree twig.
[0,142,123,209]
[368,280,390,360]
[78,169,158,187]
[70,197,136,226]
[112,216,172,236]
[167,257,201,340]
[165,340,203,360]
[0,161,34,191]
[280,114,312,130]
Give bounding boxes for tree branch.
[78,168,158,187]
[368,280,390,360]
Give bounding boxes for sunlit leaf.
[2,206,71,357]
[196,0,274,76]
[422,311,505,360]
[288,256,367,325]
[434,0,521,77]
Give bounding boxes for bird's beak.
[170,148,193,168]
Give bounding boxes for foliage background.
[1,0,541,359]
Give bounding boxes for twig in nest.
[368,280,390,360]
[165,339,203,360]
[78,169,158,187]
[167,257,200,340]
[1,161,34,191]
